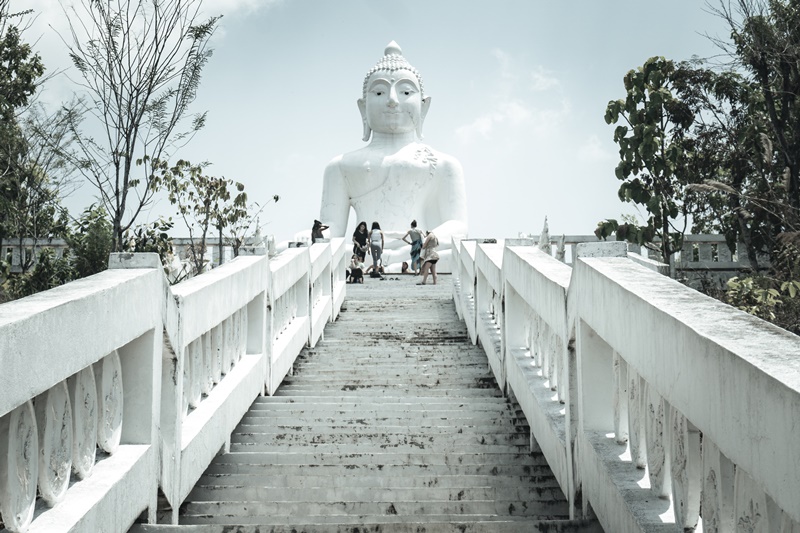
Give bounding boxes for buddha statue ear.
[357,98,371,141]
[417,96,432,139]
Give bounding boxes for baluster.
[222,315,233,374]
[699,243,713,262]
[229,311,239,368]
[734,466,769,532]
[627,370,646,468]
[546,330,557,391]
[613,352,628,445]
[94,350,123,453]
[188,339,202,408]
[556,336,566,404]
[718,242,732,262]
[181,343,190,418]
[239,306,249,359]
[644,382,671,498]
[211,323,223,384]
[765,495,800,533]
[67,367,97,479]
[670,407,700,529]
[0,401,38,532]
[33,381,72,506]
[531,316,542,367]
[701,439,735,532]
[201,331,213,395]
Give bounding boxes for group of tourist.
[346,219,439,285]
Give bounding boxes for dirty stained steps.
[176,276,583,531]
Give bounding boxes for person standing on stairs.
[367,221,384,277]
[417,230,439,285]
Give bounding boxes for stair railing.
[159,250,270,523]
[0,253,163,532]
[0,238,347,532]
[454,239,800,532]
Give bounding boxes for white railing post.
[267,247,311,395]
[159,251,269,522]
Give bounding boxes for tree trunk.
[217,226,224,266]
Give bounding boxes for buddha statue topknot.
[319,41,468,271]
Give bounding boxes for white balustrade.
[451,236,464,320]
[0,255,162,532]
[309,242,333,348]
[0,237,348,531]
[267,247,310,396]
[330,238,347,322]
[454,239,800,531]
[474,242,505,390]
[457,240,478,345]
[159,251,269,523]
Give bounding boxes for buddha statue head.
[358,41,432,141]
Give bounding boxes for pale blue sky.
[28,0,730,243]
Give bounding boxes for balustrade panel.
[670,406,701,529]
[67,367,97,479]
[33,381,72,507]
[0,401,38,532]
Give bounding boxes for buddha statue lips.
[319,41,468,272]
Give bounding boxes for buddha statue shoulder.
[319,41,468,270]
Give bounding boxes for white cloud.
[456,48,568,144]
[577,134,617,163]
[202,0,283,17]
[531,66,559,92]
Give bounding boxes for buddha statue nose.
[388,86,399,107]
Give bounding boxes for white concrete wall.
[0,240,347,532]
[457,240,800,532]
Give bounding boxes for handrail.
[0,239,346,532]
[455,239,800,531]
[0,254,163,532]
[159,252,269,522]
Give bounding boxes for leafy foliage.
[603,57,699,263]
[66,204,113,279]
[2,247,73,300]
[124,217,175,275]
[151,158,248,276]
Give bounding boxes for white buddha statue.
[319,41,468,271]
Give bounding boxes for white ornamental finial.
[385,41,402,56]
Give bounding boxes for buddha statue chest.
[340,143,438,226]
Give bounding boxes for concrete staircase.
[132,275,602,532]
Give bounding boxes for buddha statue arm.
[429,155,468,239]
[320,157,350,238]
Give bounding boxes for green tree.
[705,0,800,253]
[60,0,220,252]
[0,1,45,256]
[66,205,113,278]
[602,57,698,266]
[152,159,248,276]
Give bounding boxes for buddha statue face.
[358,42,431,141]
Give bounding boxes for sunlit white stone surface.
[319,41,468,271]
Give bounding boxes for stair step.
[200,463,556,477]
[134,518,602,532]
[186,485,565,503]
[166,276,602,531]
[193,473,561,489]
[179,498,569,518]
